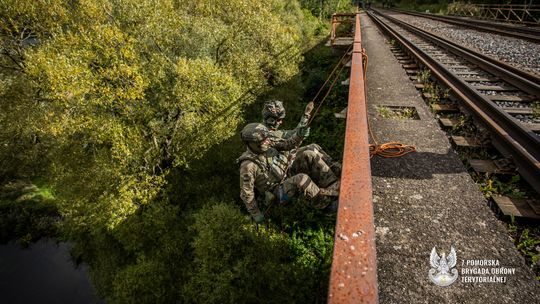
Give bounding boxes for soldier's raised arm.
[272,125,310,151]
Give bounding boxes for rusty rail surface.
[328,12,379,304]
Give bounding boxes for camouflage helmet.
[262,100,285,129]
[240,123,271,154]
[240,123,270,144]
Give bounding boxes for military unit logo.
[428,246,458,287]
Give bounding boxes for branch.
[1,50,24,71]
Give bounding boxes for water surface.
[0,239,102,304]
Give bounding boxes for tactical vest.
[237,149,289,189]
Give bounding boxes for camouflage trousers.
[276,144,339,203]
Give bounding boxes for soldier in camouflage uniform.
[238,122,340,223]
[262,100,342,176]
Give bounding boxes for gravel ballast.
[388,12,540,76]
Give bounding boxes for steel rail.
[367,10,540,195]
[383,8,540,43]
[328,11,378,304]
[371,10,540,94]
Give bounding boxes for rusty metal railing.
[330,13,355,46]
[328,12,379,304]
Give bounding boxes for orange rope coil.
[361,49,416,158]
[369,142,416,158]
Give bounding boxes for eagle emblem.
[428,246,458,286]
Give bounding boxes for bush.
[183,203,316,303]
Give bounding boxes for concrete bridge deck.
[361,12,540,304]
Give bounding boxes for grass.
[532,101,540,119]
[417,70,452,106]
[376,105,418,120]
[417,69,431,84]
[508,218,540,280]
[395,0,450,15]
[477,174,527,199]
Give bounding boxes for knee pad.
[292,173,310,189]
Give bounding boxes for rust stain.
[328,12,379,304]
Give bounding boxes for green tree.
[1,0,324,302]
[1,0,313,230]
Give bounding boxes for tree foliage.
[1,0,314,229]
[299,0,353,19]
[0,0,335,302]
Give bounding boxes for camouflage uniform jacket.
[238,136,299,217]
[265,112,308,147]
[266,126,300,160]
[268,128,296,141]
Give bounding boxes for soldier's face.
[259,138,270,152]
[248,138,270,154]
[266,117,283,130]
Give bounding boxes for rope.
[361,47,368,79]
[308,44,354,125]
[360,49,416,158]
[369,142,416,158]
[264,45,353,216]
[281,44,352,180]
[264,42,416,217]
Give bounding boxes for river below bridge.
[0,239,102,303]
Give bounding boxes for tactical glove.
[296,101,314,128]
[253,213,265,224]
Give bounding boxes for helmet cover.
[262,100,286,129]
[240,123,270,144]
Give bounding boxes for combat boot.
[313,194,338,213]
[318,187,339,197]
[313,183,339,210]
[324,180,341,194]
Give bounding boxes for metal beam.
[328,11,379,304]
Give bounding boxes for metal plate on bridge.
[462,77,499,82]
[523,123,540,132]
[504,107,534,115]
[473,85,517,91]
[405,69,419,75]
[454,70,486,76]
[402,64,418,69]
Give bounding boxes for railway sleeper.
[374,7,540,223]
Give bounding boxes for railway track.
[386,8,540,43]
[367,10,540,197]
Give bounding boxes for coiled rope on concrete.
[361,48,416,158]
